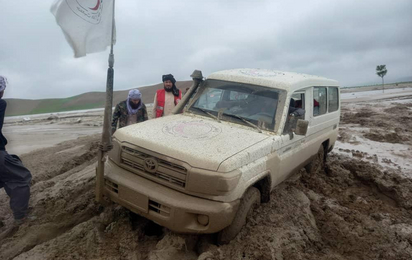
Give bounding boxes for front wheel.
[305,144,325,174]
[217,187,261,245]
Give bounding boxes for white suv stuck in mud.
[104,68,340,243]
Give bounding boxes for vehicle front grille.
[121,146,187,188]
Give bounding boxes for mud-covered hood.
[114,114,269,171]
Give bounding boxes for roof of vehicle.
[207,68,339,92]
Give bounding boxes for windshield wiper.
[223,113,262,133]
[190,107,220,122]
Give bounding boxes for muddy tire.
[305,144,325,174]
[217,187,261,245]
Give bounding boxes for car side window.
[291,93,305,115]
[283,92,306,135]
[313,87,327,116]
[328,87,339,112]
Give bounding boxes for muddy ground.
[1,93,412,260]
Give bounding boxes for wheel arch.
[322,139,329,161]
[252,173,271,203]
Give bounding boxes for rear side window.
[313,87,327,116]
[328,87,339,112]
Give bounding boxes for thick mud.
[208,156,412,260]
[1,138,412,260]
[1,96,412,260]
[341,102,412,145]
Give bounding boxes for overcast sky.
[1,0,411,99]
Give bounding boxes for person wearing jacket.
[111,89,148,135]
[0,76,32,228]
[152,74,182,118]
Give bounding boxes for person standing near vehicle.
[152,74,182,118]
[111,89,148,134]
[0,76,32,226]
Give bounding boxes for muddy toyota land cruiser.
[104,68,340,243]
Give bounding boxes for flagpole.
[96,0,116,203]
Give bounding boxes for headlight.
[186,168,241,195]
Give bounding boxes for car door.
[277,89,310,182]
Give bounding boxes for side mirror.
[294,119,309,135]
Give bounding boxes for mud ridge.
[203,155,412,260]
[1,151,412,259]
[20,134,100,184]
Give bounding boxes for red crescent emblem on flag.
[89,0,101,11]
[65,0,104,24]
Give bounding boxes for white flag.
[51,0,115,58]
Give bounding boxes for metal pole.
[96,0,116,203]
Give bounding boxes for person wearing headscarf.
[152,74,182,118]
[111,89,148,134]
[0,76,33,230]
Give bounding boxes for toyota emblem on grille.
[143,157,158,173]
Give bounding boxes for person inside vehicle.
[284,98,305,134]
[313,99,320,115]
[288,99,305,117]
[295,100,303,108]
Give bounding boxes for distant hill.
[5,81,192,116]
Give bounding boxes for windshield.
[188,79,286,132]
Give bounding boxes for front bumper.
[104,159,239,233]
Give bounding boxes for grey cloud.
[0,0,411,99]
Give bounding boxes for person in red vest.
[152,74,182,118]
